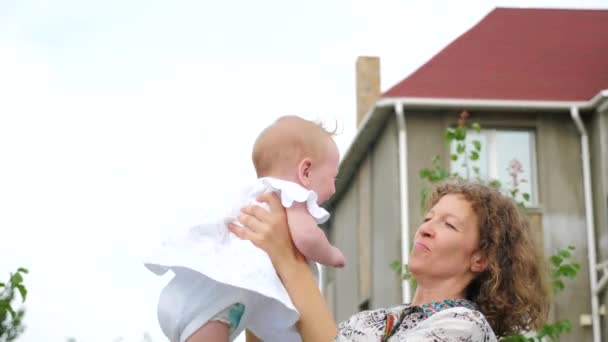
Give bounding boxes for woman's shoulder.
[335,300,497,342]
[411,306,497,341]
[335,304,412,341]
[340,303,411,323]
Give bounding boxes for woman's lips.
[414,241,430,251]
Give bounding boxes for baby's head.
[252,115,339,204]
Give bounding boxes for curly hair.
[427,180,550,337]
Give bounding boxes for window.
[450,129,538,206]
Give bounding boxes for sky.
[1,1,607,341]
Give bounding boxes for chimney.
[356,56,381,128]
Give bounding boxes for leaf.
[558,319,572,332]
[0,282,4,288]
[456,143,465,154]
[470,150,479,161]
[568,245,575,250]
[444,129,456,142]
[537,324,554,339]
[390,260,401,273]
[472,122,481,133]
[550,255,562,267]
[543,325,558,339]
[450,154,458,161]
[572,262,581,270]
[17,267,29,274]
[522,193,530,201]
[390,261,409,279]
[16,284,27,302]
[420,187,429,209]
[553,280,566,291]
[11,272,23,285]
[472,140,481,151]
[455,127,466,141]
[6,302,16,319]
[560,265,577,278]
[559,250,571,258]
[488,179,502,190]
[420,169,431,179]
[472,166,480,175]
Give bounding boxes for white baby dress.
[144,177,330,342]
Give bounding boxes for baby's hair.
[313,117,341,137]
[252,115,337,177]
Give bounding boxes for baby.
[144,115,345,342]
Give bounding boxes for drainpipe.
[570,107,601,342]
[394,102,412,303]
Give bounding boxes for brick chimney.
[356,56,381,127]
[354,56,380,309]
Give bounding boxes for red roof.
[383,8,608,102]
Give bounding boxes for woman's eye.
[423,217,431,223]
[445,222,456,230]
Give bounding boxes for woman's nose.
[417,220,436,238]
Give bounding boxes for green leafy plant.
[0,268,28,342]
[419,111,483,207]
[550,245,581,294]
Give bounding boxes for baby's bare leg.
[186,321,229,342]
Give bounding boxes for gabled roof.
[383,8,608,102]
[328,7,608,208]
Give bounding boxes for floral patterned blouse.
[335,299,497,342]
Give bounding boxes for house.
[323,7,608,342]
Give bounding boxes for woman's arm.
[228,192,338,341]
[245,330,262,342]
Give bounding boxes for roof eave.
[327,89,608,208]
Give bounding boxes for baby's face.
[309,139,339,204]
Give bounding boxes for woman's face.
[409,193,486,283]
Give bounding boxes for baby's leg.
[185,303,245,342]
[186,321,229,342]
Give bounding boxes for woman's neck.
[411,277,469,306]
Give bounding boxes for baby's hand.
[332,248,346,268]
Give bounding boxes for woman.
[230,180,550,341]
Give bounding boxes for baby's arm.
[286,203,345,268]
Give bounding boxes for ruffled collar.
[418,298,479,318]
[381,298,479,341]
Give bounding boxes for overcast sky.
[2,1,607,341]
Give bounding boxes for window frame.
[449,127,540,208]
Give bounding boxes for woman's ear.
[470,251,489,273]
[297,158,312,185]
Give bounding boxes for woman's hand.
[228,191,338,340]
[228,192,305,274]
